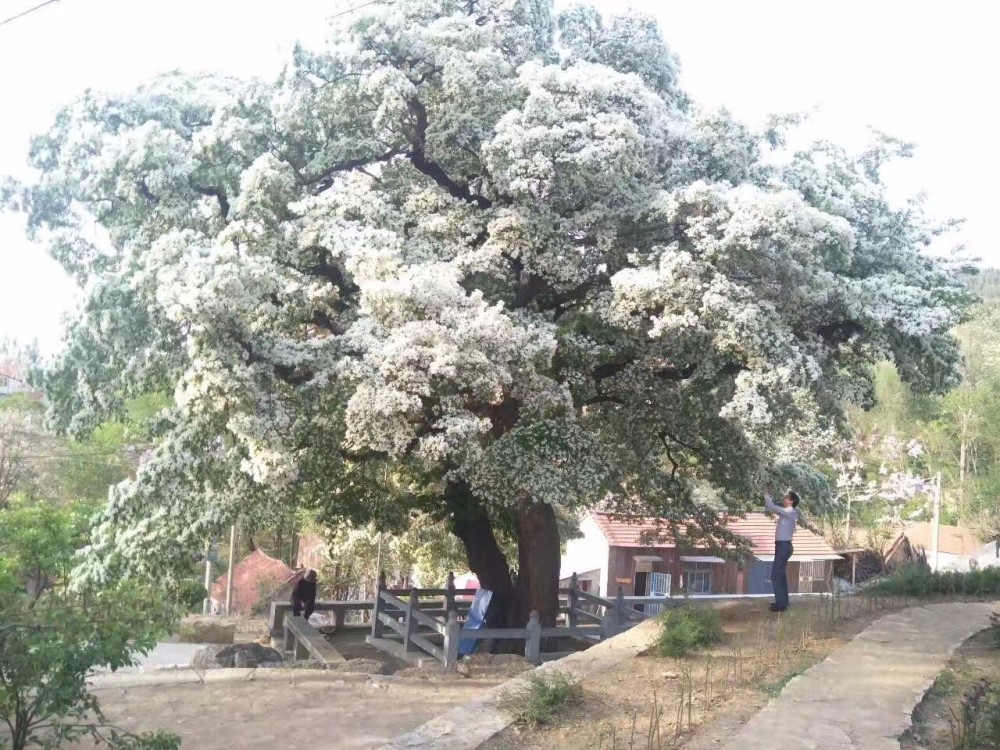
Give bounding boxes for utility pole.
[225,523,237,616]
[202,538,213,615]
[930,472,942,573]
[374,530,384,591]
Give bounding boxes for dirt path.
[71,672,498,750]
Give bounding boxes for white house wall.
[559,515,610,593]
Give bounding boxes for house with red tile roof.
[559,511,842,599]
[211,549,301,616]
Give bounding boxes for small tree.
[0,500,181,750]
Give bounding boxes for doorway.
[633,571,649,612]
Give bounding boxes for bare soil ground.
[70,673,499,750]
[484,594,919,750]
[901,627,1000,750]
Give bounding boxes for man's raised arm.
[763,489,797,517]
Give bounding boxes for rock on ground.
[178,616,236,645]
[192,643,283,670]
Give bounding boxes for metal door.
[646,572,672,615]
[748,560,773,595]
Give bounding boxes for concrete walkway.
[722,601,998,750]
[92,642,206,674]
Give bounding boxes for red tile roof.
[727,514,841,559]
[590,512,840,560]
[212,549,299,615]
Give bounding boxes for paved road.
[720,601,999,750]
[93,642,206,674]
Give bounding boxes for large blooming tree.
[8,0,970,624]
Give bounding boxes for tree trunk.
[447,484,562,633]
[515,500,561,627]
[447,482,515,627]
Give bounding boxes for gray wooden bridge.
[268,572,679,668]
[366,572,671,667]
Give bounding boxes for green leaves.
[0,499,181,750]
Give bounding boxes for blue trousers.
[771,541,794,609]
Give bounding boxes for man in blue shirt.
[763,487,800,612]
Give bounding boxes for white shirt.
[764,494,799,542]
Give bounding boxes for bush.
[654,606,723,658]
[0,501,182,750]
[174,579,208,613]
[869,564,1000,599]
[501,670,582,727]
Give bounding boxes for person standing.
[291,569,318,620]
[763,487,800,612]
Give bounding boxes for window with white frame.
[684,562,713,594]
[799,561,817,581]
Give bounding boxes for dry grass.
[902,628,1000,750]
[484,593,911,750]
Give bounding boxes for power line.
[327,0,380,21]
[0,0,62,29]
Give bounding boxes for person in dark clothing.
[291,569,318,620]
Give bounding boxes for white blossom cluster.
[13,0,971,578]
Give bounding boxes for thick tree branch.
[190,182,230,220]
[235,336,314,386]
[135,179,158,206]
[299,148,404,194]
[816,320,864,344]
[406,97,492,210]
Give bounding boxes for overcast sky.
[0,0,995,355]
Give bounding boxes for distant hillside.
[963,268,1000,300]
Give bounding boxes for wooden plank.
[410,632,444,661]
[410,607,447,635]
[380,590,410,611]
[283,616,346,666]
[377,611,408,636]
[539,626,603,638]
[575,590,613,608]
[572,608,604,624]
[459,627,530,640]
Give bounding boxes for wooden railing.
[367,572,669,667]
[268,587,473,642]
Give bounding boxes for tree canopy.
[7,0,971,620]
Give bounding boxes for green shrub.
[501,670,582,727]
[654,606,723,658]
[174,579,208,612]
[869,565,1000,599]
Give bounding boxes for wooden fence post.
[525,610,541,665]
[567,572,579,628]
[443,610,461,666]
[404,587,419,652]
[445,571,456,614]
[614,586,625,632]
[372,571,387,639]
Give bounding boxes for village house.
[887,522,983,572]
[211,549,301,616]
[559,511,842,599]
